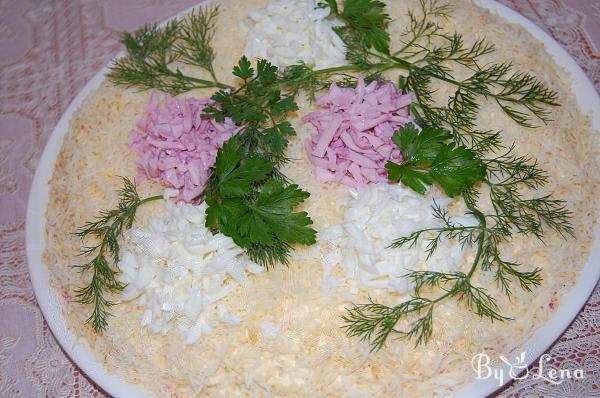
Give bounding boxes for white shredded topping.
[44,0,600,395]
[243,0,346,69]
[117,195,263,344]
[319,184,477,295]
[259,321,281,339]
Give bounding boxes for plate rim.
[25,1,600,397]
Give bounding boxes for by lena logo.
[471,351,585,386]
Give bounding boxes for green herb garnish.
[328,0,572,350]
[108,6,232,94]
[205,140,316,266]
[311,0,560,131]
[203,57,316,266]
[81,9,317,331]
[385,124,487,196]
[101,0,573,348]
[205,56,299,167]
[74,178,162,332]
[328,0,391,54]
[108,9,313,267]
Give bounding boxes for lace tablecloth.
[0,0,598,397]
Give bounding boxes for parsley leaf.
[334,0,391,55]
[214,139,242,178]
[215,141,273,198]
[392,123,452,163]
[263,121,296,153]
[233,55,254,80]
[386,162,433,194]
[254,180,315,244]
[256,59,278,84]
[386,124,486,197]
[205,139,316,266]
[271,96,299,116]
[430,145,487,197]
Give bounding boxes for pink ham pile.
[130,92,241,202]
[303,78,414,187]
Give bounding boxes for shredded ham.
[303,78,414,187]
[130,92,241,202]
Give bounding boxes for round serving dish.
[26,1,600,396]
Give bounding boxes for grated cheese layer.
[43,0,600,396]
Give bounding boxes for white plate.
[26,1,600,397]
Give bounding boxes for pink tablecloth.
[0,1,598,397]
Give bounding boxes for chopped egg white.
[259,321,280,339]
[319,184,476,295]
[117,192,263,344]
[243,0,346,69]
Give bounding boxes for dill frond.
[246,241,292,269]
[108,7,232,94]
[327,0,572,350]
[342,296,434,351]
[73,177,162,333]
[175,6,219,81]
[319,0,560,130]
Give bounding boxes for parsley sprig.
[385,124,487,197]
[74,178,162,332]
[203,57,316,266]
[205,56,299,167]
[205,140,316,266]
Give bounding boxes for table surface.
[1,0,599,397]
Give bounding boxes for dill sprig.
[343,206,511,351]
[316,0,560,131]
[343,132,572,349]
[175,6,219,81]
[74,177,162,332]
[302,0,573,350]
[400,5,560,129]
[108,7,232,94]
